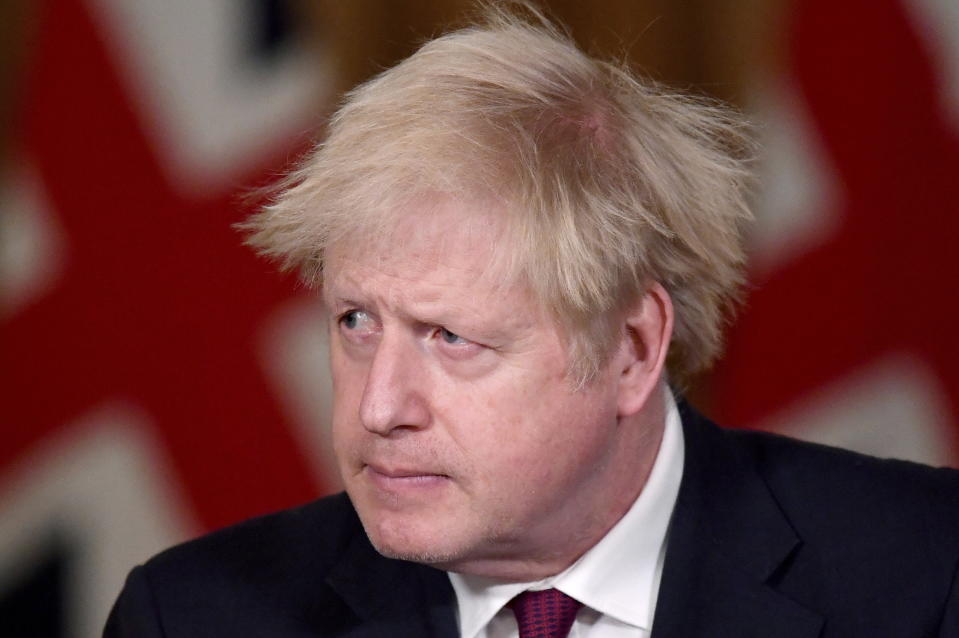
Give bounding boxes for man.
[105,5,959,637]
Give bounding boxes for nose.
[358,333,431,436]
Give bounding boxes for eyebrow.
[320,282,359,306]
[320,273,366,307]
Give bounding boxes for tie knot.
[508,588,584,638]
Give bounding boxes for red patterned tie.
[508,588,584,638]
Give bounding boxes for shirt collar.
[449,388,685,638]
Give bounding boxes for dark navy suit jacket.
[104,404,959,637]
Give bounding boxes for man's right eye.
[340,310,362,329]
[339,309,374,330]
[337,310,378,342]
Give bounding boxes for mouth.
[363,462,451,491]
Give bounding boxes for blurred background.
[2,0,957,635]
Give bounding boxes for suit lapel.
[652,403,824,638]
[325,522,458,638]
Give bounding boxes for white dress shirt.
[448,390,685,638]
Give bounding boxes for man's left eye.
[439,327,469,345]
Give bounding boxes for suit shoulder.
[730,426,959,492]
[106,493,379,634]
[141,492,361,602]
[728,427,959,541]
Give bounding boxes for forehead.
[346,199,493,267]
[321,195,537,320]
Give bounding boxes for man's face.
[324,197,643,577]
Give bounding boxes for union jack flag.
[1,1,956,636]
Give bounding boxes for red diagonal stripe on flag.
[2,0,322,530]
[713,0,959,460]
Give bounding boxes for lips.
[365,461,448,480]
[363,462,450,492]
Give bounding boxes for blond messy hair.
[242,3,754,386]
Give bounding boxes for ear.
[616,281,673,417]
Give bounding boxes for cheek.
[480,384,617,476]
[329,337,368,399]
[329,351,366,444]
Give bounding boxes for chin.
[345,471,480,564]
[359,507,474,566]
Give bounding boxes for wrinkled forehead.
[322,192,519,291]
